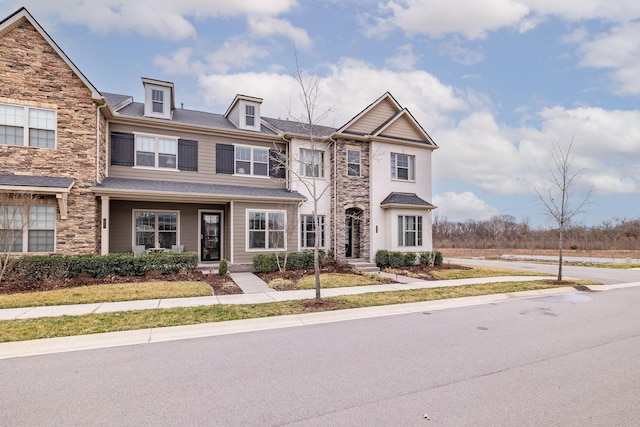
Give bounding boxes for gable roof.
[336,92,437,147]
[0,7,103,101]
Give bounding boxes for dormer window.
[152,89,164,114]
[245,105,255,127]
[142,78,174,119]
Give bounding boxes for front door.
[201,212,221,262]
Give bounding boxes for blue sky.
[4,0,640,227]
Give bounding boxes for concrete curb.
[0,285,579,360]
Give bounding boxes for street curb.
[0,286,579,360]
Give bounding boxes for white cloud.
[437,37,485,65]
[433,192,500,221]
[575,22,640,95]
[248,16,312,50]
[14,0,299,40]
[385,44,419,70]
[205,37,270,74]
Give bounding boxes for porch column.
[100,196,110,255]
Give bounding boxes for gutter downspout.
[332,137,337,258]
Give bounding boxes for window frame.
[300,148,325,178]
[347,149,361,177]
[398,215,423,247]
[133,210,179,250]
[134,133,178,170]
[390,153,416,181]
[300,214,326,248]
[0,103,57,149]
[151,89,164,114]
[234,144,269,177]
[247,209,286,251]
[245,105,255,127]
[0,204,56,253]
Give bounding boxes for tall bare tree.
[0,192,35,282]
[534,139,591,280]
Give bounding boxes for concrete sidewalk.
[0,275,551,321]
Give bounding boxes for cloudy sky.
[4,0,640,227]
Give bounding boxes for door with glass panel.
[201,212,221,261]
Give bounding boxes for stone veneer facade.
[0,19,102,255]
[331,139,371,262]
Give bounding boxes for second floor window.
[135,135,177,169]
[300,149,324,178]
[0,103,56,148]
[347,149,361,176]
[235,145,268,176]
[391,153,415,181]
[151,89,164,113]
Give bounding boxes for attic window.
[245,105,255,126]
[152,90,164,113]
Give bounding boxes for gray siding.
[232,201,299,265]
[108,123,286,188]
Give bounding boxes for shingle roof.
[0,174,74,189]
[102,92,132,110]
[263,117,336,138]
[92,177,306,201]
[380,192,435,209]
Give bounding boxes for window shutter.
[269,149,286,179]
[110,132,134,166]
[178,139,198,171]
[216,144,234,174]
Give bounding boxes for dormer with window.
[142,77,174,119]
[224,94,262,132]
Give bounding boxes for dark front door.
[345,208,362,258]
[201,212,221,262]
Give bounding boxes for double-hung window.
[398,215,422,247]
[300,215,325,248]
[151,89,164,114]
[0,103,56,148]
[245,105,255,126]
[300,149,324,178]
[134,211,178,249]
[135,134,177,169]
[391,153,415,181]
[0,204,56,253]
[248,210,285,249]
[347,149,361,176]
[235,145,268,176]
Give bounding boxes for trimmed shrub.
[375,250,389,267]
[388,251,404,268]
[402,252,417,266]
[434,251,443,266]
[218,259,228,276]
[419,251,433,266]
[252,250,325,273]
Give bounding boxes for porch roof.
[380,192,436,209]
[0,174,75,219]
[91,177,306,202]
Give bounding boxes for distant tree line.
[433,214,640,254]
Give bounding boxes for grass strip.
[0,281,213,309]
[0,280,564,343]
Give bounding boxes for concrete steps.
[347,259,380,273]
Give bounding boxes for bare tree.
[534,139,591,280]
[0,192,35,282]
[270,57,334,303]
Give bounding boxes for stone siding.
[331,139,371,261]
[0,19,101,255]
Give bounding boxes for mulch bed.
[0,269,243,296]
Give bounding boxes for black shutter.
[269,149,286,179]
[216,144,234,174]
[178,139,198,171]
[110,132,134,166]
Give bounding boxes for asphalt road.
[1,285,639,426]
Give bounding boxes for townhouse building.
[0,8,437,270]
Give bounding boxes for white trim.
[245,209,287,252]
[100,196,110,255]
[0,102,57,149]
[131,209,180,250]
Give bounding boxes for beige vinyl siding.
[343,98,397,135]
[108,123,285,188]
[109,200,228,254]
[232,201,299,265]
[381,118,426,141]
